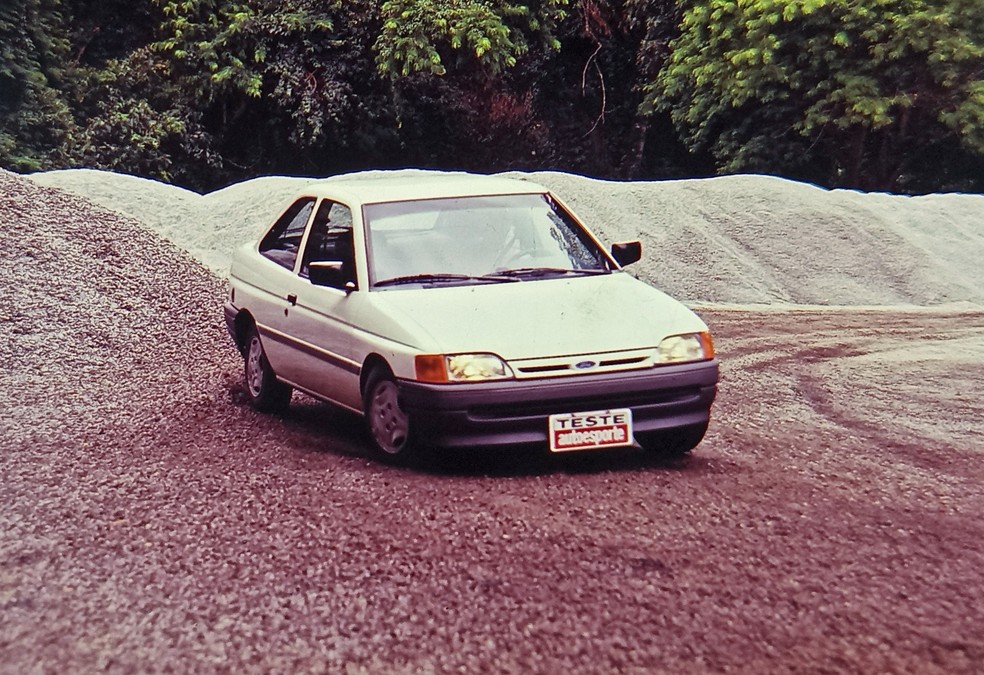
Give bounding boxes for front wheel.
[243,326,292,414]
[643,422,708,459]
[363,368,419,464]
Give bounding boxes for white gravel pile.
[520,172,984,307]
[27,169,316,275]
[28,167,984,307]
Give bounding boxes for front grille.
[517,364,570,374]
[514,355,650,375]
[599,356,648,368]
[509,348,658,380]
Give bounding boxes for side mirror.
[611,241,642,267]
[309,261,355,293]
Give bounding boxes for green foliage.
[650,0,984,190]
[66,0,395,187]
[69,48,217,184]
[4,0,981,193]
[0,0,75,171]
[375,0,568,77]
[74,96,186,180]
[155,0,336,99]
[378,0,578,174]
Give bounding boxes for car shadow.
[418,444,703,478]
[229,383,707,477]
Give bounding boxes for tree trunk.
[619,114,650,179]
[845,125,868,189]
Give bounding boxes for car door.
[278,199,364,411]
[249,197,316,378]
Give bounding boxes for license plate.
[548,408,634,453]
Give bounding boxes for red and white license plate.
[548,408,634,453]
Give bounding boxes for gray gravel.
[3,170,984,673]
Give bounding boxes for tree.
[0,0,75,171]
[374,0,568,78]
[66,0,159,66]
[68,47,212,185]
[369,0,571,173]
[649,0,984,192]
[610,0,697,176]
[376,0,702,179]
[73,0,398,187]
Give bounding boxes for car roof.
[299,171,549,205]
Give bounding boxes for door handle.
[286,293,297,306]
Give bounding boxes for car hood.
[364,272,708,359]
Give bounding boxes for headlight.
[415,353,514,383]
[655,332,715,364]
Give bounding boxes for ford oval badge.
[574,360,597,370]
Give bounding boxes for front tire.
[644,422,708,459]
[243,326,292,414]
[363,368,419,464]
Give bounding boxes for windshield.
[365,193,613,288]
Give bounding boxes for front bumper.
[397,359,718,450]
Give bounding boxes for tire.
[363,368,419,464]
[644,422,708,459]
[243,325,292,414]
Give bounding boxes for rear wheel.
[243,326,292,414]
[363,368,419,464]
[644,422,708,459]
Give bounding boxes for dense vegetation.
[2,0,982,193]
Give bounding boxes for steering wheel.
[491,230,531,271]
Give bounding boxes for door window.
[300,201,357,289]
[259,198,316,270]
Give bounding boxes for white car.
[224,173,718,463]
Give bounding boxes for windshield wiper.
[491,267,610,279]
[374,273,518,288]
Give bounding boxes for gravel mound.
[516,171,984,307]
[0,168,234,447]
[29,167,984,307]
[27,169,316,275]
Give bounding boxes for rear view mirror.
[611,241,642,267]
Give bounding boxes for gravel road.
[2,171,983,672]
